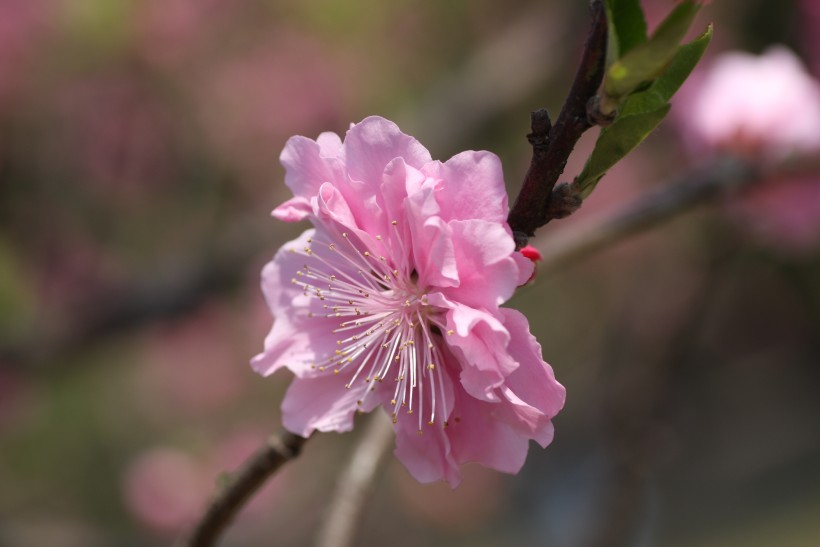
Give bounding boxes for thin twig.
[508,0,608,247]
[315,413,396,547]
[538,158,756,272]
[177,430,308,547]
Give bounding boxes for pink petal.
[408,214,459,289]
[313,182,358,229]
[423,150,509,223]
[272,196,312,222]
[494,387,556,448]
[394,412,462,487]
[442,219,522,310]
[279,134,344,203]
[500,308,566,418]
[250,319,305,377]
[316,131,344,157]
[447,392,530,475]
[428,293,517,401]
[254,228,371,378]
[259,229,316,316]
[343,116,432,187]
[282,371,382,436]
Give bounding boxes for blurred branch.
[0,216,274,368]
[315,413,395,547]
[508,0,608,248]
[177,430,308,547]
[538,157,757,272]
[583,239,739,547]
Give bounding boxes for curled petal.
[423,150,509,223]
[344,116,432,186]
[394,413,462,487]
[279,135,344,204]
[501,308,566,418]
[448,393,530,475]
[282,371,385,437]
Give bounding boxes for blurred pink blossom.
[193,31,346,188]
[0,0,50,112]
[680,47,820,158]
[137,306,247,418]
[252,116,565,487]
[54,74,178,203]
[123,433,284,535]
[679,47,820,251]
[728,174,820,251]
[123,447,209,533]
[133,0,235,70]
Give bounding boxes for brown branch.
[508,0,608,248]
[537,157,757,272]
[176,430,308,547]
[315,413,395,547]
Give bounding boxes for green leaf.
[605,0,700,99]
[576,105,671,197]
[621,23,713,116]
[607,0,648,57]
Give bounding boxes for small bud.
[520,245,542,285]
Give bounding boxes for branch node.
[545,182,583,219]
[527,109,552,152]
[513,231,530,250]
[587,95,617,126]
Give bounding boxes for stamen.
[291,230,450,428]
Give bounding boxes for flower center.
[290,229,450,431]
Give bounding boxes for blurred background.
[2,0,819,545]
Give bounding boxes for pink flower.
[123,447,209,533]
[678,47,820,251]
[681,47,820,158]
[252,116,565,487]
